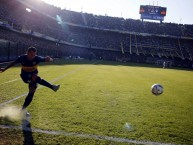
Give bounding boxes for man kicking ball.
[0,47,60,117]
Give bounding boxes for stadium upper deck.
[0,0,193,68]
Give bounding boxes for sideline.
[0,124,176,145]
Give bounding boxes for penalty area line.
[0,124,176,145]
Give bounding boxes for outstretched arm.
[0,61,16,73]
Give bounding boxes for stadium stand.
[0,0,193,68]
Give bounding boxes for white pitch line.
[0,124,176,145]
[49,65,85,83]
[0,65,86,107]
[0,78,21,85]
[0,62,177,145]
[0,93,28,107]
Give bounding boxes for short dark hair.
[27,47,37,53]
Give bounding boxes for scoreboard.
[139,5,167,21]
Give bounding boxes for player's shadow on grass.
[22,119,34,145]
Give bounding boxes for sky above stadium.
[41,0,193,25]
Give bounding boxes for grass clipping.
[0,105,22,121]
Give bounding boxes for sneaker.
[52,85,60,92]
[21,109,31,120]
[26,111,31,118]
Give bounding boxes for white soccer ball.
[151,84,163,95]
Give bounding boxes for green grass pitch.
[0,59,193,145]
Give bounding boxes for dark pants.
[20,72,52,109]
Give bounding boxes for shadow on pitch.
[22,119,34,145]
